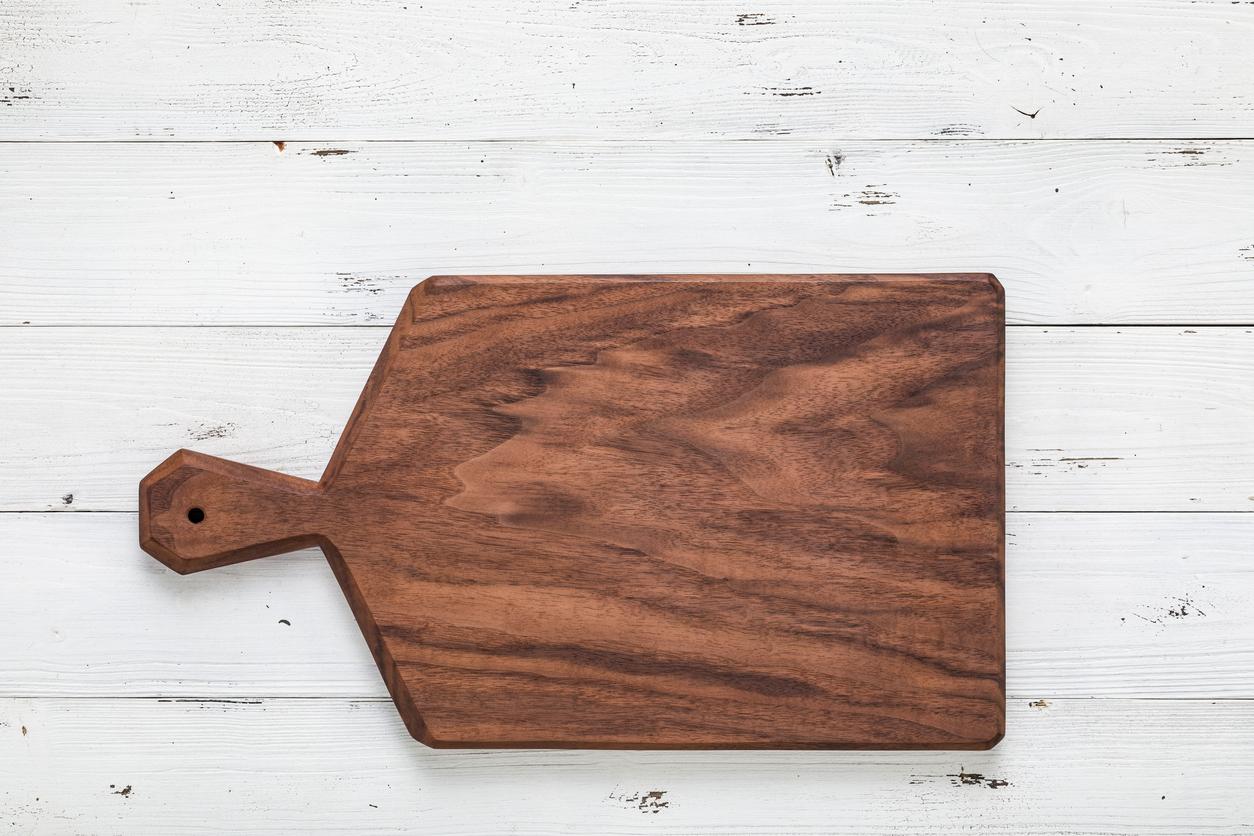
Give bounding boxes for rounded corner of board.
[979,273,1005,303]
[971,724,1006,751]
[413,275,473,294]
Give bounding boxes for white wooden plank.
[2,697,1250,834]
[0,327,373,511]
[0,514,382,700]
[4,140,1254,326]
[2,326,1253,512]
[1007,513,1254,697]
[2,512,1251,700]
[1004,327,1254,511]
[3,1,1254,140]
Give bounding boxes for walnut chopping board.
[139,274,1005,749]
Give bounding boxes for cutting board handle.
[139,449,329,574]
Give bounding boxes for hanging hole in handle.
[187,507,205,524]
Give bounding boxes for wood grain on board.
[138,274,1006,748]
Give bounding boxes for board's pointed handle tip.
[139,449,326,573]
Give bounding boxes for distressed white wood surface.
[2,512,1250,700]
[3,0,1254,140]
[3,326,1253,512]
[5,0,1254,832]
[3,697,1251,835]
[3,141,1254,326]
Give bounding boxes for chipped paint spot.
[751,123,793,135]
[273,141,286,152]
[156,698,261,705]
[1,85,35,106]
[949,769,1010,789]
[935,123,984,137]
[1029,699,1050,709]
[309,148,354,157]
[756,85,820,97]
[1131,593,1209,625]
[1150,147,1232,168]
[337,272,386,295]
[61,493,74,506]
[832,185,898,212]
[736,12,775,24]
[856,188,897,206]
[1010,453,1127,473]
[188,422,238,441]
[608,788,669,813]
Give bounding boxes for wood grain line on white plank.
[2,0,1254,140]
[3,141,1254,325]
[2,697,1252,835]
[2,326,1253,512]
[2,512,1251,700]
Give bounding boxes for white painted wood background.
[1,0,1252,832]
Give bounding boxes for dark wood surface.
[139,274,1005,749]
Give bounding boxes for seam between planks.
[6,324,1254,333]
[5,510,1254,515]
[7,324,1254,329]
[3,696,1251,702]
[4,137,1254,144]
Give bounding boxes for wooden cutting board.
[139,274,1005,749]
